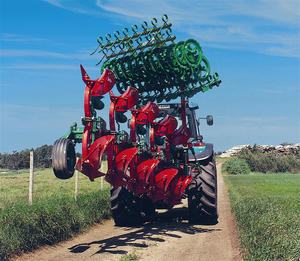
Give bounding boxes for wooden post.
[75,170,79,200]
[100,161,105,190]
[100,176,104,190]
[29,151,34,205]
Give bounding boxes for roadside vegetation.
[224,173,300,260]
[222,157,250,175]
[223,145,300,174]
[120,250,139,261]
[222,145,300,260]
[0,166,111,260]
[0,165,109,209]
[0,190,110,260]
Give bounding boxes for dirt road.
[14,164,241,261]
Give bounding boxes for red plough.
[75,65,191,206]
[52,15,220,225]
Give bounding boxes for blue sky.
[0,0,299,153]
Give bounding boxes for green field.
[0,162,109,209]
[224,173,300,261]
[0,163,111,260]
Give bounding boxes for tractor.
[51,15,221,226]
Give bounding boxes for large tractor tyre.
[110,186,155,226]
[52,138,76,180]
[188,155,218,224]
[139,194,156,221]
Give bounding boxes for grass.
[120,250,139,261]
[0,190,111,260]
[215,156,229,164]
[0,163,111,260]
[0,161,109,209]
[224,173,300,261]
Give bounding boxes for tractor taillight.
[193,142,205,147]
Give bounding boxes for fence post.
[75,158,79,200]
[100,176,104,190]
[100,162,105,190]
[29,151,34,205]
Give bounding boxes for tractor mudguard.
[188,143,214,162]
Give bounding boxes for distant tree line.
[0,145,53,169]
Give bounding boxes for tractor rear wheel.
[188,155,218,224]
[110,186,155,226]
[52,138,76,179]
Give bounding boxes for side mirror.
[206,115,213,126]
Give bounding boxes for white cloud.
[1,64,78,70]
[43,0,64,8]
[96,0,300,58]
[1,33,45,42]
[0,49,97,60]
[0,83,11,88]
[37,0,300,58]
[0,49,69,58]
[0,63,99,71]
[43,0,101,15]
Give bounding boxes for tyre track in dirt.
[14,164,242,261]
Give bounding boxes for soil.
[13,164,242,261]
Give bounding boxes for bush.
[223,157,250,175]
[0,189,110,260]
[237,148,300,173]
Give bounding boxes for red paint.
[110,86,139,112]
[77,71,194,207]
[80,65,115,96]
[154,115,178,136]
[134,101,160,125]
[134,159,160,195]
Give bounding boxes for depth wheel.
[188,155,218,224]
[52,138,76,179]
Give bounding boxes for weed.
[120,250,139,261]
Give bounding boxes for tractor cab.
[157,102,212,142]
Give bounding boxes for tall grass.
[0,165,111,260]
[0,164,109,209]
[225,173,300,260]
[0,190,111,260]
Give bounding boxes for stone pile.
[219,143,300,158]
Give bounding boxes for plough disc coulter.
[52,15,220,225]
